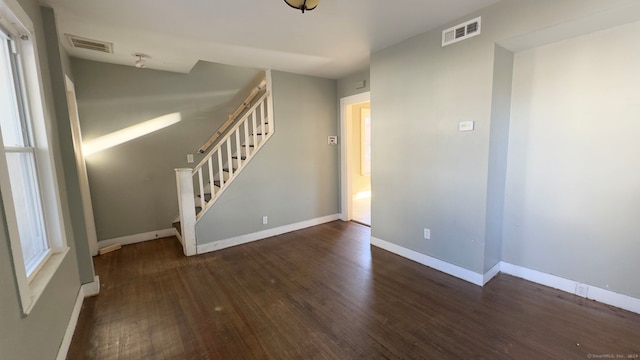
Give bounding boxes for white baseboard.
[370,236,485,286]
[98,228,176,249]
[368,238,640,314]
[501,262,640,315]
[483,262,501,285]
[83,275,100,297]
[56,276,100,360]
[197,214,341,254]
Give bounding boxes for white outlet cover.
[575,283,589,298]
[459,121,475,132]
[187,154,194,163]
[262,216,268,225]
[328,136,338,145]
[424,228,431,240]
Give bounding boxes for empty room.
[0,0,638,359]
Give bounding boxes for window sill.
[22,247,69,315]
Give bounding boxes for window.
[0,0,69,315]
[0,29,50,278]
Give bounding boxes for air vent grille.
[65,34,113,53]
[442,17,481,47]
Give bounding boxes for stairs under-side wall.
[174,72,274,256]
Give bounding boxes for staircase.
[174,72,274,256]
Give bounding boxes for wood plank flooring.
[68,221,640,359]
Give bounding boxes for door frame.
[65,75,99,255]
[339,91,370,222]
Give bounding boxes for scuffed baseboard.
[98,228,176,251]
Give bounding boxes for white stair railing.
[175,85,274,256]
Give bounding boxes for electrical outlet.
[575,283,589,298]
[262,216,268,225]
[423,228,431,240]
[328,136,338,145]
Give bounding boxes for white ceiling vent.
[65,34,113,53]
[442,17,481,47]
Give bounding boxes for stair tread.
[232,156,247,160]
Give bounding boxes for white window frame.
[0,0,69,315]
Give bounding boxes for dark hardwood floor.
[68,221,640,359]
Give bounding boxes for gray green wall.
[483,45,513,272]
[371,15,493,273]
[41,7,95,284]
[337,69,370,99]
[0,3,87,359]
[71,59,262,241]
[502,20,640,299]
[196,71,339,243]
[369,0,640,291]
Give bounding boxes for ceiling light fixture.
[132,53,150,69]
[284,0,319,13]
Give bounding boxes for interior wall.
[369,0,640,275]
[483,45,513,272]
[337,69,370,99]
[371,17,494,274]
[71,59,262,241]
[0,2,84,359]
[502,20,640,299]
[196,71,339,243]
[41,7,95,284]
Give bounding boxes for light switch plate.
[459,121,475,132]
[187,154,194,163]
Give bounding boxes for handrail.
[174,71,274,257]
[198,78,267,153]
[192,91,269,173]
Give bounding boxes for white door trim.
[65,75,99,256]
[339,92,370,222]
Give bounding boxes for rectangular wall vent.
[442,17,481,47]
[65,34,113,53]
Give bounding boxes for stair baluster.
[175,80,273,256]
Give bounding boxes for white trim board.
[56,276,100,360]
[501,262,640,315]
[98,228,176,250]
[370,236,486,286]
[370,236,640,314]
[197,214,340,254]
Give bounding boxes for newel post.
[175,168,197,256]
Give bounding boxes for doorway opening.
[340,92,371,226]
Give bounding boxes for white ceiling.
[40,0,499,78]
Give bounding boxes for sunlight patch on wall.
[83,113,181,156]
